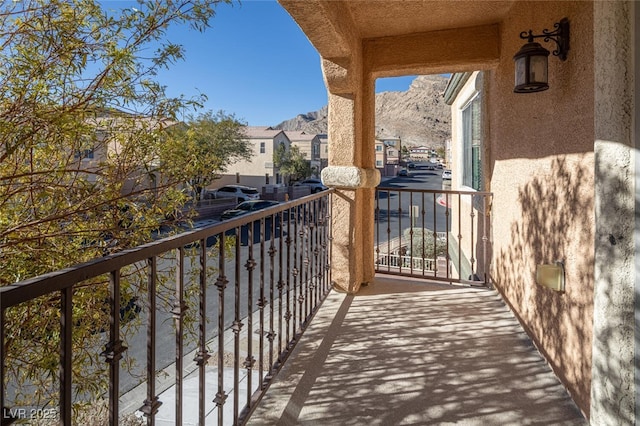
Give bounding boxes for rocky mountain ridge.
[274,74,451,148]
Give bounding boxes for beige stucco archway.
[280,1,504,293]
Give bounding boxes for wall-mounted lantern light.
[513,18,570,93]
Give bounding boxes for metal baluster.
[409,191,414,275]
[244,224,256,408]
[172,248,187,425]
[398,190,403,274]
[277,210,285,359]
[0,305,8,423]
[319,197,327,294]
[285,207,292,346]
[60,287,72,426]
[103,270,127,426]
[140,257,161,425]
[445,193,451,280]
[433,193,438,278]
[267,214,277,376]
[375,190,380,272]
[303,202,310,321]
[313,199,320,307]
[194,239,210,426]
[214,234,228,425]
[328,192,334,290]
[233,230,242,422]
[298,205,305,329]
[292,206,299,335]
[386,189,391,272]
[258,219,266,388]
[420,192,424,277]
[459,193,465,280]
[483,194,490,285]
[470,194,476,282]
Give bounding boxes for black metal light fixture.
[513,18,570,93]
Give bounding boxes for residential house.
[409,145,437,160]
[211,126,291,189]
[280,1,637,423]
[374,139,386,172]
[76,111,171,196]
[376,136,402,165]
[318,133,329,170]
[284,130,322,174]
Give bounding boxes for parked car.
[407,162,416,169]
[442,169,452,180]
[398,169,408,177]
[211,185,259,202]
[296,178,328,193]
[221,200,280,220]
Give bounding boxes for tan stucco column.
[320,57,380,294]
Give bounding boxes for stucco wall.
[591,1,636,424]
[487,1,594,417]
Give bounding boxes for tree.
[403,227,447,258]
[0,0,233,416]
[273,143,312,185]
[161,110,252,201]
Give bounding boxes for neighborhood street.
[376,162,449,246]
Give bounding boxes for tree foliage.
[0,0,233,413]
[161,110,252,200]
[273,143,312,184]
[402,227,447,258]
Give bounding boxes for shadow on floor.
[248,276,586,425]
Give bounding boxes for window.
[376,145,383,152]
[376,160,383,167]
[260,142,265,154]
[74,148,94,159]
[462,94,482,190]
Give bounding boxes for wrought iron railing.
[375,187,492,285]
[0,190,333,425]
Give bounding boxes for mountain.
[274,74,451,148]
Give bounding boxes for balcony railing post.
[0,306,6,424]
[172,247,186,425]
[60,287,73,426]
[244,223,256,409]
[258,218,266,388]
[195,238,210,426]
[267,215,277,377]
[140,256,161,425]
[214,233,228,425]
[103,269,127,426]
[233,230,242,422]
[277,211,285,359]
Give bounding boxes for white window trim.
[452,72,482,193]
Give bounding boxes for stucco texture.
[487,1,594,417]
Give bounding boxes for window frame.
[460,92,482,191]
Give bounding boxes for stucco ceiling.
[279,0,515,60]
[346,1,515,39]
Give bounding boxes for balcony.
[0,188,585,425]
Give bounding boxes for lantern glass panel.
[529,55,548,84]
[515,57,527,86]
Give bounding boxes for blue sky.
[103,0,416,126]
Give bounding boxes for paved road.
[375,162,449,245]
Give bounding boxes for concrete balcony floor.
[248,275,587,425]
